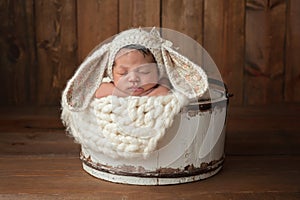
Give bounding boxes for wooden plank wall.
[0,0,299,107]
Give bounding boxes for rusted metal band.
[182,79,230,112]
[80,152,225,178]
[183,99,227,114]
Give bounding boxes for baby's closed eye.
[137,70,151,74]
[116,70,128,76]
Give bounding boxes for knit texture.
[62,92,188,159]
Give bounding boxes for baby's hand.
[146,77,171,96]
[95,82,115,98]
[95,82,129,98]
[146,85,170,96]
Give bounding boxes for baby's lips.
[127,86,144,95]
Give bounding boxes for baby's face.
[113,50,159,96]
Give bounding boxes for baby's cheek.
[144,78,156,85]
[146,73,158,83]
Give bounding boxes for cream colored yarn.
[62,92,188,159]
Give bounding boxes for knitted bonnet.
[62,27,208,111]
[107,28,165,80]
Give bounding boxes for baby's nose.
[128,71,140,82]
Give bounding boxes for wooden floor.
[0,104,300,199]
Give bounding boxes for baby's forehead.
[114,48,137,60]
[114,48,155,63]
[113,65,157,76]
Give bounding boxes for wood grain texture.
[119,0,160,31]
[0,131,79,155]
[0,155,299,199]
[285,0,300,102]
[226,104,300,155]
[204,0,245,105]
[0,0,36,106]
[1,0,300,107]
[35,0,77,106]
[77,0,118,62]
[162,0,203,44]
[245,0,286,105]
[0,105,299,198]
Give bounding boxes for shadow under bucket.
[80,79,229,185]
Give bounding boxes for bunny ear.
[161,45,208,99]
[62,43,110,111]
[150,27,161,38]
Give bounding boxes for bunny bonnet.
[62,27,208,112]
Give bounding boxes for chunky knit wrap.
[62,92,188,158]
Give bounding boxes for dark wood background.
[1,0,299,107]
[1,1,300,198]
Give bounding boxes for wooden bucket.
[80,79,229,185]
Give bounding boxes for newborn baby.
[95,44,170,98]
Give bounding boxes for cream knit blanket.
[62,92,188,159]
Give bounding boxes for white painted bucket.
[80,79,229,185]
